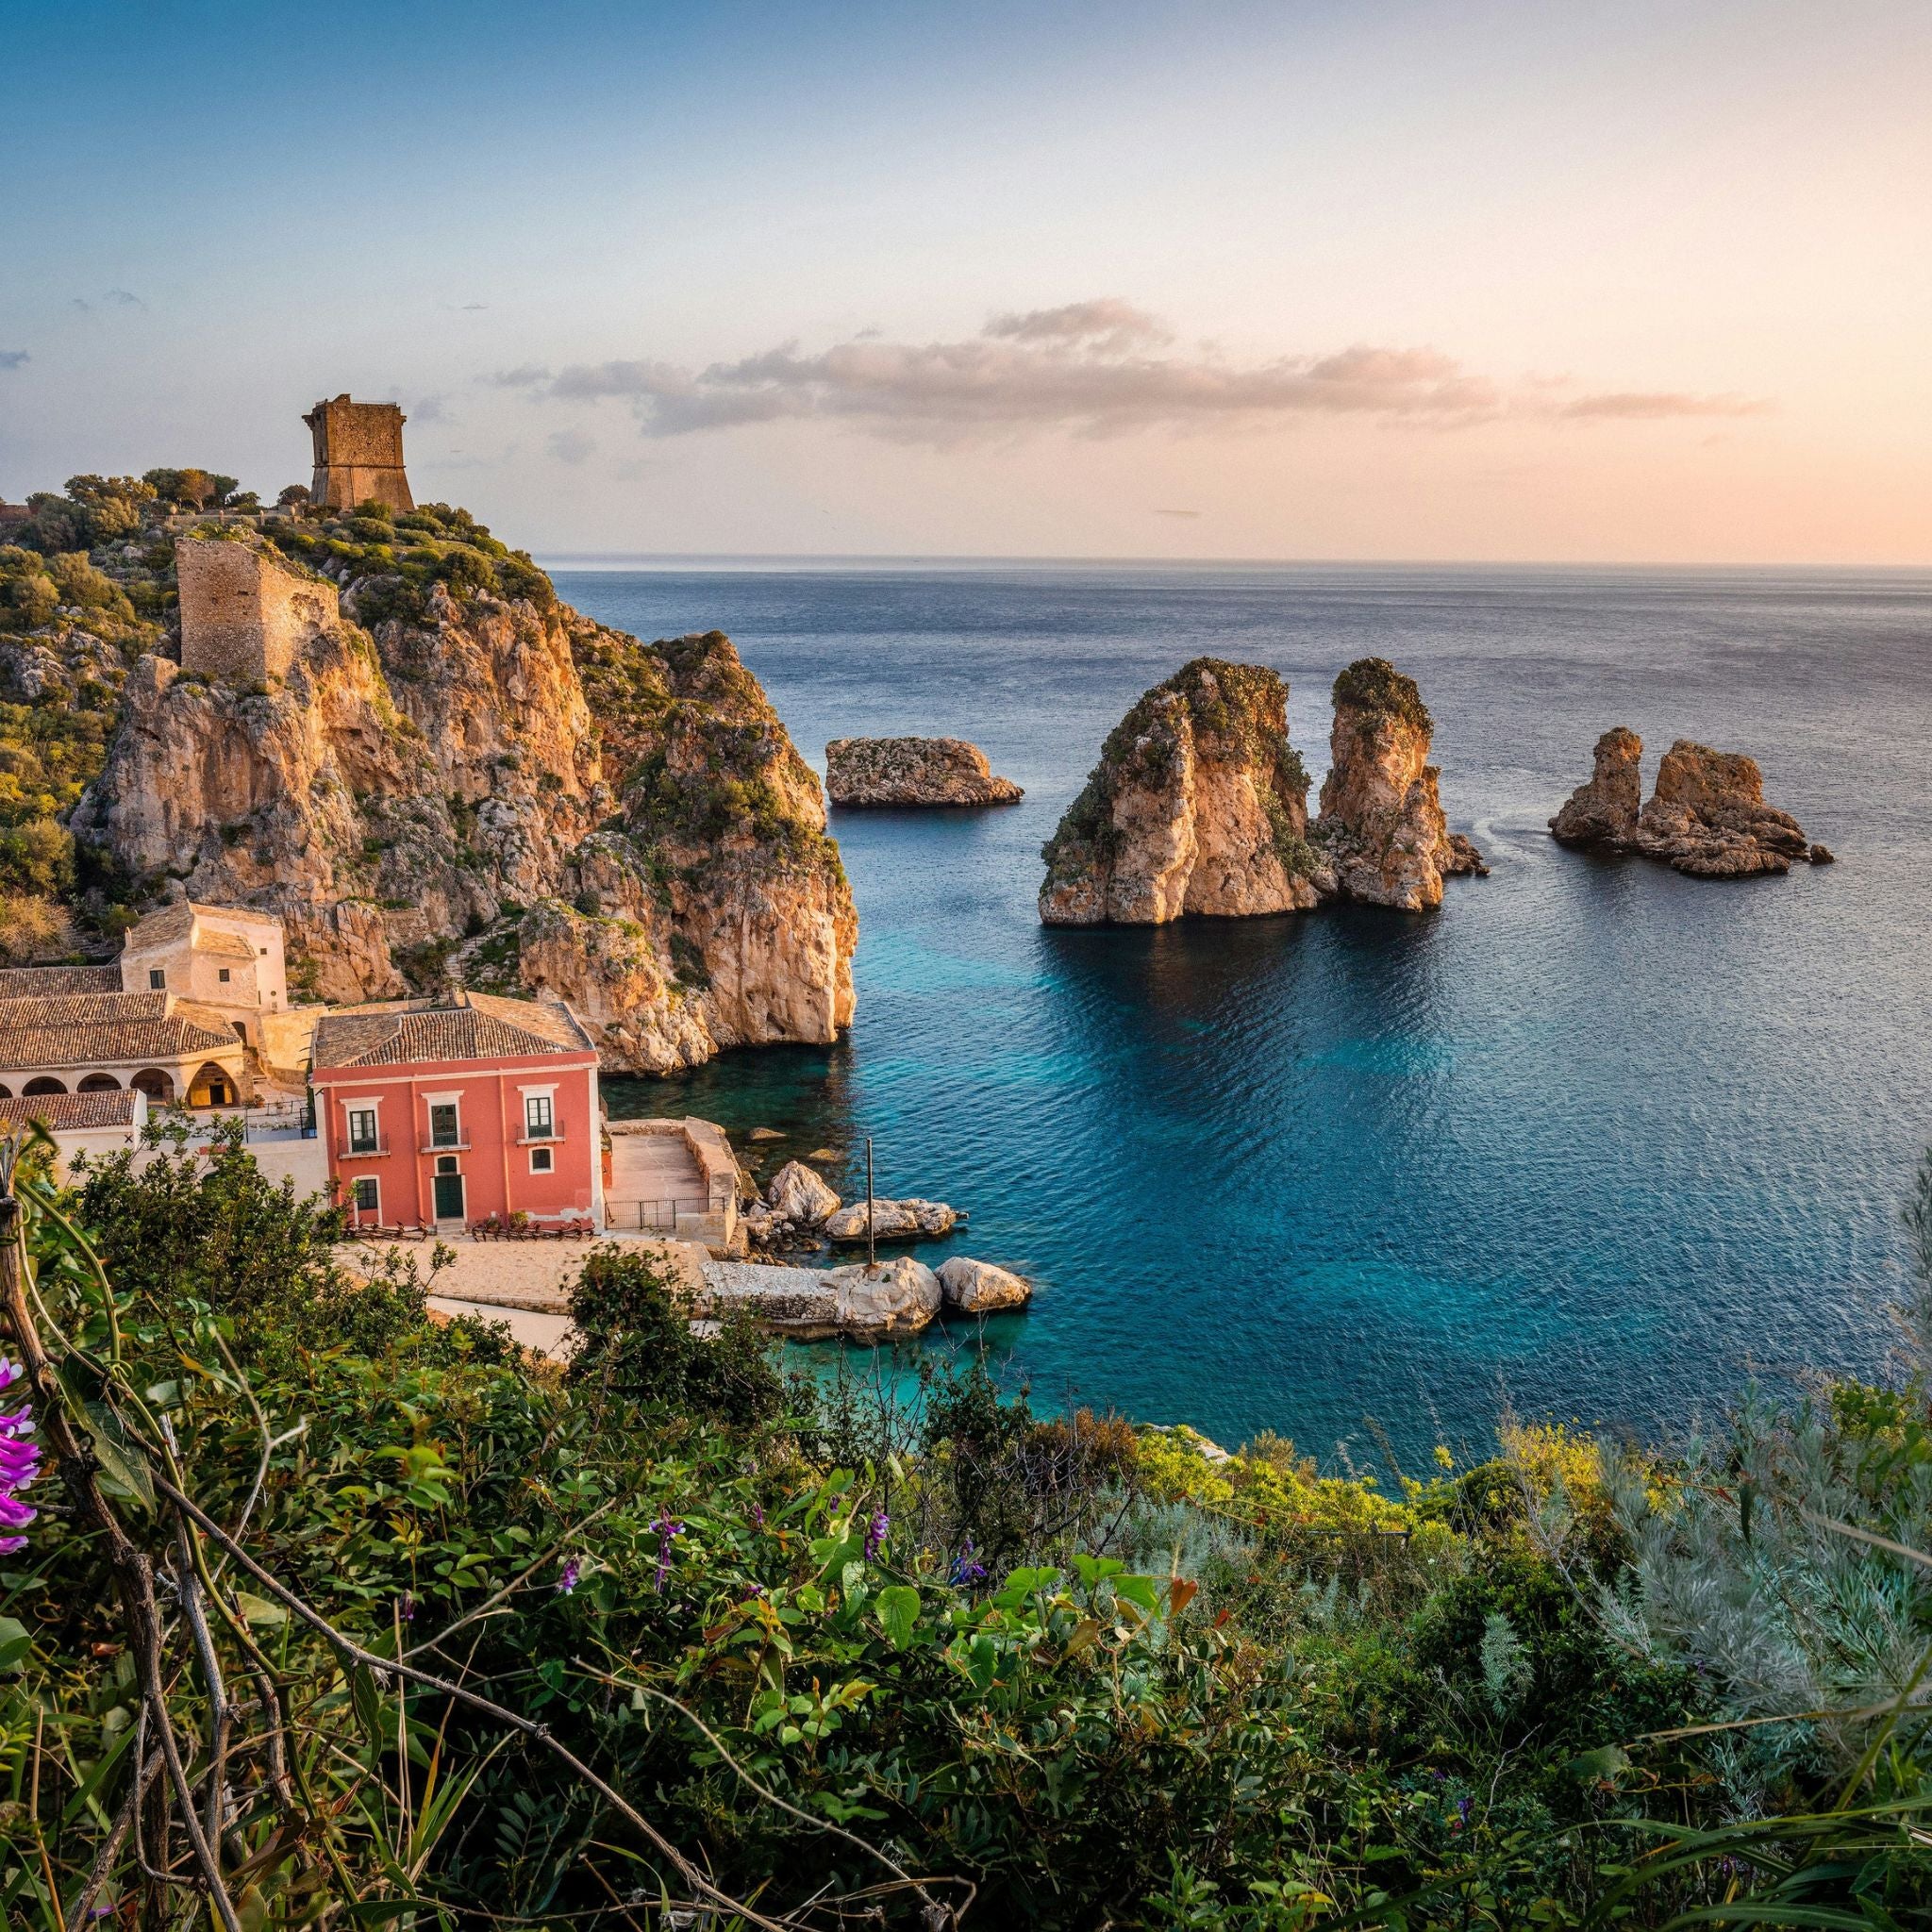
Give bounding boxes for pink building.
[311,991,604,1232]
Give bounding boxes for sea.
[550,559,1932,1470]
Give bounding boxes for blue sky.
[2,0,1927,559]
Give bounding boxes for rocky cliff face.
[1039,658,1319,925]
[1549,726,1643,846]
[74,527,856,1067]
[825,736,1023,807]
[1312,659,1485,910]
[1548,731,1828,877]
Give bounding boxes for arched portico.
[78,1072,122,1093]
[131,1068,175,1102]
[23,1075,67,1096]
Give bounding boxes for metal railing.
[605,1197,714,1234]
[337,1138,391,1158]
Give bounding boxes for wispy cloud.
[1561,390,1765,421]
[0,351,26,371]
[405,391,453,424]
[1154,507,1203,519]
[546,427,596,465]
[487,300,1766,445]
[102,289,143,308]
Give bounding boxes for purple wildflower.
[949,1541,987,1587]
[651,1515,686,1593]
[1455,1795,1473,1830]
[396,1591,417,1624]
[0,1357,40,1557]
[556,1557,581,1595]
[748,1501,765,1528]
[863,1510,889,1562]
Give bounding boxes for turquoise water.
[558,562,1932,1467]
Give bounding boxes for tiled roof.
[0,991,241,1071]
[312,990,594,1071]
[0,964,122,999]
[123,900,281,954]
[0,1090,142,1131]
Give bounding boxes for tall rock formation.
[1038,658,1320,925]
[73,515,855,1068]
[1547,732,1829,877]
[1550,726,1643,846]
[1312,658,1485,910]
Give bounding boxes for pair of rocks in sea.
[1040,656,1485,924]
[1550,729,1832,878]
[698,1250,1032,1341]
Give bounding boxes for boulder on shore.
[1039,658,1321,925]
[765,1159,840,1224]
[826,736,1023,807]
[937,1256,1033,1313]
[1550,726,1644,847]
[824,1256,943,1336]
[1313,658,1484,910]
[823,1197,958,1242]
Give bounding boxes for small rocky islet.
[825,734,1023,806]
[1038,654,1485,925]
[1550,727,1833,876]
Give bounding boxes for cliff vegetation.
[3,1124,1929,1926]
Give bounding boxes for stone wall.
[304,394,414,511]
[176,538,340,686]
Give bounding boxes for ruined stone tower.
[176,537,340,685]
[303,394,413,513]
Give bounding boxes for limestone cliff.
[72,510,855,1067]
[1038,658,1319,925]
[1313,658,1485,910]
[825,736,1023,807]
[1550,726,1643,846]
[1548,732,1828,877]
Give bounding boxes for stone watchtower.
[176,537,340,685]
[303,394,413,513]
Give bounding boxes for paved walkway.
[606,1130,710,1234]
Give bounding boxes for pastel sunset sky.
[3,0,1927,561]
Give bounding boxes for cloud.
[982,297,1173,353]
[497,300,1764,445]
[1561,390,1767,420]
[546,427,596,465]
[1154,507,1203,518]
[102,289,143,308]
[0,351,26,371]
[406,391,453,424]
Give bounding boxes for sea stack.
[1312,658,1485,910]
[1038,658,1320,925]
[825,736,1022,807]
[1550,726,1644,846]
[1548,732,1827,877]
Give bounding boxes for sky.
[1,0,1928,563]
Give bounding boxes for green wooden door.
[432,1172,466,1221]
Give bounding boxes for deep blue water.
[554,561,1932,1468]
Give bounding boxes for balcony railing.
[421,1139,471,1155]
[339,1138,391,1158]
[518,1126,564,1145]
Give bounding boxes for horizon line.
[534,550,1932,574]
